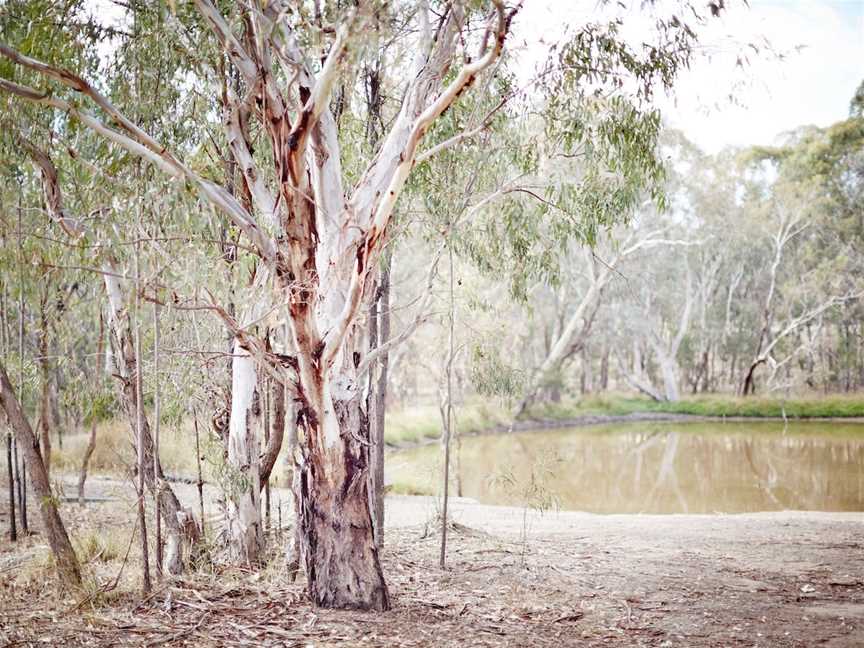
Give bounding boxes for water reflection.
[388,422,864,513]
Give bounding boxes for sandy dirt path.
[1,474,862,646]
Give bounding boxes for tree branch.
[414,91,509,165]
[287,11,355,161]
[357,241,445,376]
[191,0,259,84]
[0,69,277,264]
[18,135,84,239]
[324,3,516,367]
[225,97,279,228]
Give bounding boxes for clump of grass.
[74,531,124,564]
[519,393,642,421]
[385,404,443,445]
[385,398,513,446]
[387,481,436,496]
[52,419,133,476]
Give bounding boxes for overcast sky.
[86,0,863,154]
[517,0,864,153]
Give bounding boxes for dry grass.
[386,399,513,446]
[51,417,295,491]
[52,418,225,484]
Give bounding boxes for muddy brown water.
[388,420,864,514]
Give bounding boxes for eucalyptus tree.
[737,120,864,395]
[1,0,520,608]
[627,250,694,402]
[1,0,726,610]
[516,225,700,409]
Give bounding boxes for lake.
[387,421,864,514]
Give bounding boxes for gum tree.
[0,0,516,609]
[1,0,724,610]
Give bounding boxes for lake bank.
[2,477,863,647]
[387,409,864,451]
[385,393,864,446]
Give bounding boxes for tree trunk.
[263,376,271,531]
[0,361,80,586]
[38,325,52,480]
[50,370,62,450]
[132,248,152,594]
[283,397,301,581]
[104,269,190,574]
[439,244,456,567]
[6,431,16,541]
[259,376,285,487]
[623,342,664,402]
[193,413,206,539]
[740,358,764,396]
[78,312,105,504]
[580,344,592,395]
[296,386,389,610]
[599,347,609,391]
[368,256,391,549]
[659,356,680,402]
[225,343,263,564]
[151,301,163,578]
[17,449,27,534]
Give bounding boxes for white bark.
[226,343,263,564]
[521,232,699,410]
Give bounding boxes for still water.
[387,421,864,514]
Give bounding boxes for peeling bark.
[296,387,389,610]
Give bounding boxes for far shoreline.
[386,410,864,450]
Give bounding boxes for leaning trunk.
[0,362,80,585]
[740,357,764,396]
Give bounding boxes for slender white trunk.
[103,265,189,574]
[658,355,680,402]
[226,341,262,564]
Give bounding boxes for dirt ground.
[1,475,863,647]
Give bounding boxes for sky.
[517,0,864,153]
[84,0,863,154]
